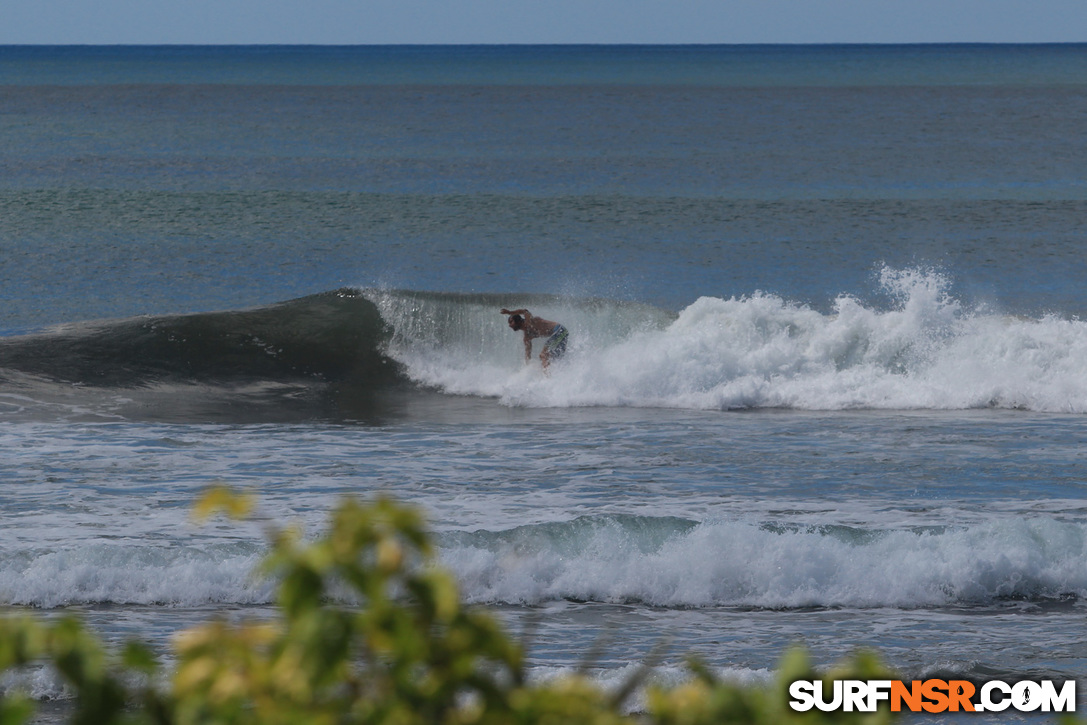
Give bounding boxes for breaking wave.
[3,514,1084,610]
[3,267,1087,417]
[440,514,1087,608]
[378,267,1087,413]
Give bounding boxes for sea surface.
[1,44,1086,721]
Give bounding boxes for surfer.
[500,308,569,369]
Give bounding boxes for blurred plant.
[0,488,908,724]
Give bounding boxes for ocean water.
[1,45,1086,719]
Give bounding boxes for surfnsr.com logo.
[788,679,1076,714]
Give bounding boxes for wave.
[0,542,273,609]
[0,289,396,387]
[441,514,1087,609]
[4,267,1087,416]
[379,267,1087,413]
[3,515,1084,610]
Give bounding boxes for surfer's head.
[508,314,525,331]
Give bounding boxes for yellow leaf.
[192,484,254,523]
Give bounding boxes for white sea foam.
[441,515,1087,609]
[375,268,1087,413]
[0,543,272,608]
[4,515,1082,610]
[0,664,72,702]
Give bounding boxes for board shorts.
[543,325,569,360]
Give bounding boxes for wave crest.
[5,515,1081,610]
[380,267,1087,412]
[4,268,1087,415]
[440,515,1087,609]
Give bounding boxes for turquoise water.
[1,45,1085,718]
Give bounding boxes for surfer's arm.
[501,308,529,316]
[523,335,533,363]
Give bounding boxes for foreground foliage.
[0,490,902,724]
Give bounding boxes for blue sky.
[5,0,1087,44]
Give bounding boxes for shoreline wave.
[2,514,1083,610]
